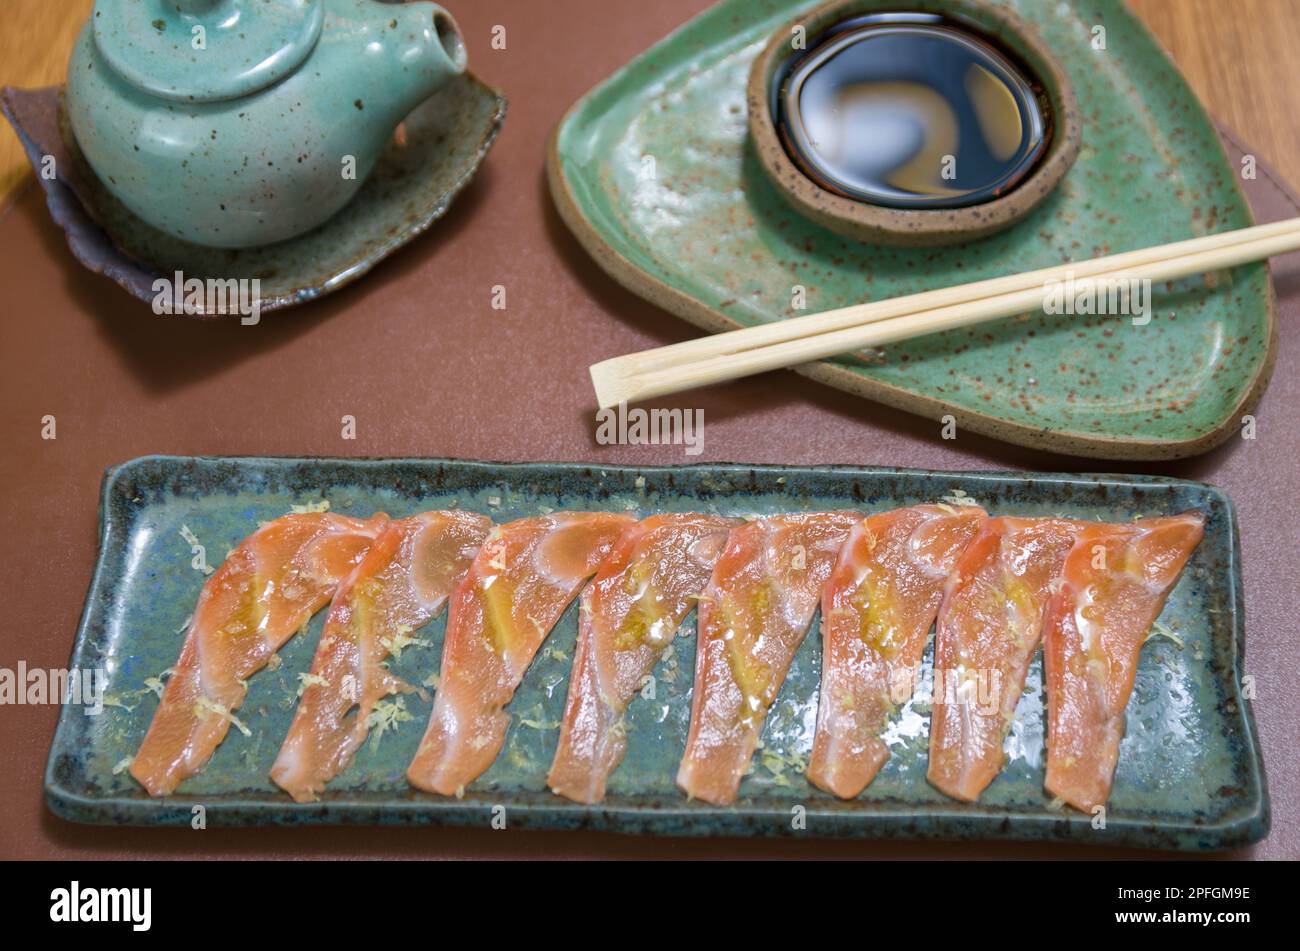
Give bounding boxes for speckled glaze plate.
[548,0,1277,460]
[0,74,504,314]
[46,456,1267,849]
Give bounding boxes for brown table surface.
[0,0,1296,860]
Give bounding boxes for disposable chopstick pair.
[590,216,1300,408]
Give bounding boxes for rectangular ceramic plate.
[548,0,1276,460]
[46,456,1268,849]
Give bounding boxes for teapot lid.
[92,0,324,104]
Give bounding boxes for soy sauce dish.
[748,0,1081,246]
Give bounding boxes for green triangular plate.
[549,0,1276,460]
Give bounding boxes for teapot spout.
[379,3,467,115]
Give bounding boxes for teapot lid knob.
[91,0,324,103]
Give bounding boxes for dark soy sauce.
[772,12,1051,209]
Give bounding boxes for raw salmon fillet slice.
[271,511,491,803]
[927,516,1085,802]
[1043,512,1205,813]
[808,504,987,799]
[548,513,739,804]
[677,511,860,805]
[130,513,388,796]
[406,512,635,796]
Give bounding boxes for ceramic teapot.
[65,0,467,249]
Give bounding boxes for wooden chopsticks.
[590,216,1300,409]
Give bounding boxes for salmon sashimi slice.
[677,511,860,805]
[927,516,1085,802]
[1043,512,1205,814]
[130,512,388,796]
[406,511,636,796]
[808,504,987,799]
[547,513,740,804]
[270,511,492,802]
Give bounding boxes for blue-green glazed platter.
[46,456,1268,850]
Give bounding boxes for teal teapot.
[65,0,467,248]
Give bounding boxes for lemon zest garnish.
[365,696,413,749]
[296,672,331,696]
[1145,620,1185,650]
[519,717,560,730]
[194,696,252,737]
[518,701,559,731]
[940,488,981,508]
[380,626,431,660]
[240,731,264,768]
[758,746,808,782]
[142,673,170,699]
[107,667,175,711]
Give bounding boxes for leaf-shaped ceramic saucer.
[1,0,505,317]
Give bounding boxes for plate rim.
[43,454,1270,850]
[545,0,1279,461]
